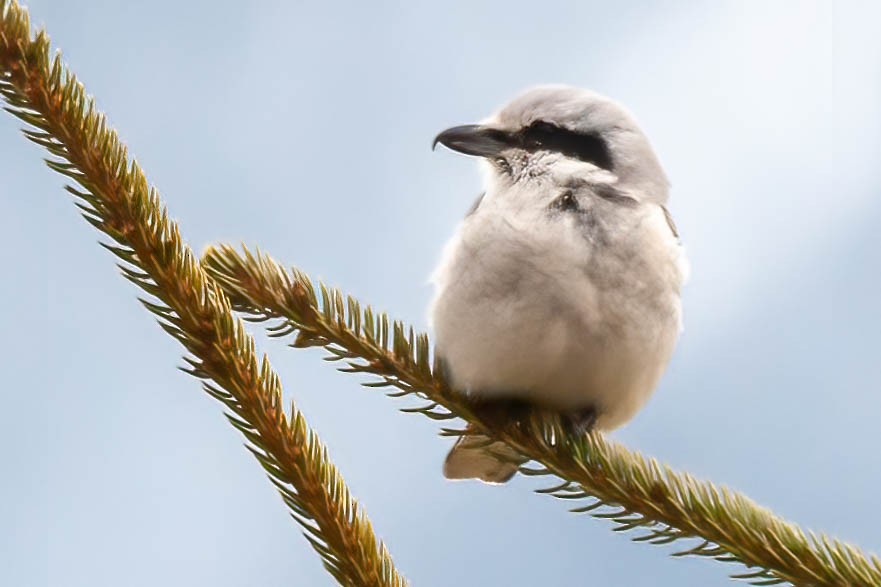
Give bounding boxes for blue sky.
[2,1,880,585]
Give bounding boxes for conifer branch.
[0,3,407,585]
[201,243,881,587]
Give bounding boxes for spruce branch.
[201,243,881,587]
[0,2,407,585]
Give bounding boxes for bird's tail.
[443,427,527,484]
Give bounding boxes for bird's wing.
[661,205,679,239]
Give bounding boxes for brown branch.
[0,2,406,585]
[202,243,881,587]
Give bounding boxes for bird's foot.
[468,399,598,439]
[563,406,598,437]
[471,398,534,431]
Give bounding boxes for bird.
[430,85,688,483]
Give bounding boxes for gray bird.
[430,85,687,483]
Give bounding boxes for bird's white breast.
[429,195,686,431]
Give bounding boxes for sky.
[2,1,880,586]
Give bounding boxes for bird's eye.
[494,157,511,174]
[524,121,555,144]
[550,190,578,212]
[519,120,613,171]
[525,121,555,146]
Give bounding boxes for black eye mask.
[433,121,614,172]
[516,120,614,171]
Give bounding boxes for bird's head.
[434,85,669,204]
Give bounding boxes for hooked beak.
[432,124,513,158]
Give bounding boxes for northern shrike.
[430,86,687,483]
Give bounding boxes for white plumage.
[430,86,687,482]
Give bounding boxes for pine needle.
[0,2,407,585]
[200,242,881,587]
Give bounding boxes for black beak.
[432,124,513,158]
